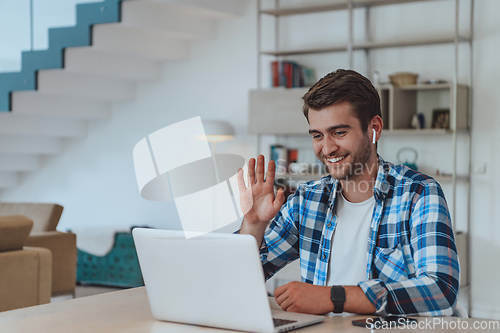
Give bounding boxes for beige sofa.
[0,203,76,296]
[0,215,52,311]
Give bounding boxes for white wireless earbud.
[372,128,376,144]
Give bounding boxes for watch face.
[331,286,346,301]
[331,286,346,313]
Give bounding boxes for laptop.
[132,228,325,332]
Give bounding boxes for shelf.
[276,173,326,181]
[383,129,468,135]
[400,83,450,90]
[274,172,469,183]
[261,45,347,56]
[249,88,470,135]
[260,36,471,57]
[259,0,435,17]
[378,83,468,91]
[431,173,470,183]
[357,36,470,50]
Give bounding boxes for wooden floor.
[75,285,124,298]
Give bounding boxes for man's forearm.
[359,274,458,315]
[274,283,376,315]
[343,286,376,314]
[315,285,376,314]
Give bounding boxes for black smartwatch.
[330,285,346,313]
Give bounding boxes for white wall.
[468,0,500,319]
[1,0,499,319]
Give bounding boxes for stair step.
[0,155,38,171]
[137,0,246,19]
[0,172,18,189]
[0,114,87,138]
[0,71,36,111]
[37,69,136,101]
[21,49,63,72]
[0,136,62,155]
[12,91,111,120]
[76,0,121,26]
[92,24,190,60]
[48,25,91,51]
[121,1,216,39]
[64,47,161,81]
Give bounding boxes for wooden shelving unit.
[253,0,474,296]
[248,86,469,134]
[261,35,471,57]
[376,83,469,131]
[259,0,435,16]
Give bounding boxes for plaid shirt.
[260,157,460,316]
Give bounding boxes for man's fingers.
[275,291,290,308]
[247,158,256,184]
[266,160,276,185]
[237,168,246,192]
[256,155,265,183]
[273,189,286,211]
[274,284,287,298]
[281,297,294,312]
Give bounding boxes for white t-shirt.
[326,192,374,286]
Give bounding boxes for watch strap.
[330,285,346,313]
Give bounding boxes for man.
[237,69,459,316]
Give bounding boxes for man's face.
[308,101,373,180]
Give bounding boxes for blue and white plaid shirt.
[260,156,460,316]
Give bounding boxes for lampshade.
[132,116,244,236]
[201,119,235,142]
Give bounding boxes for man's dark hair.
[302,69,381,132]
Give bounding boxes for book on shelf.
[270,144,288,173]
[287,148,298,165]
[271,61,280,87]
[270,144,329,197]
[270,145,325,176]
[270,60,316,88]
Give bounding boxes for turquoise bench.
[77,232,144,288]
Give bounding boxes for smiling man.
[238,69,460,316]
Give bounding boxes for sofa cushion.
[0,215,33,252]
[0,246,52,311]
[0,203,63,232]
[26,231,76,295]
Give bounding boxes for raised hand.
[237,155,285,227]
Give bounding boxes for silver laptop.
[132,228,324,333]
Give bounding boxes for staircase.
[0,0,245,191]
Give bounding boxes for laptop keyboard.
[273,318,297,327]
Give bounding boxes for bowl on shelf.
[389,72,419,86]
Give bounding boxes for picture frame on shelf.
[431,108,450,129]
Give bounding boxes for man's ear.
[370,115,383,145]
[372,116,383,132]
